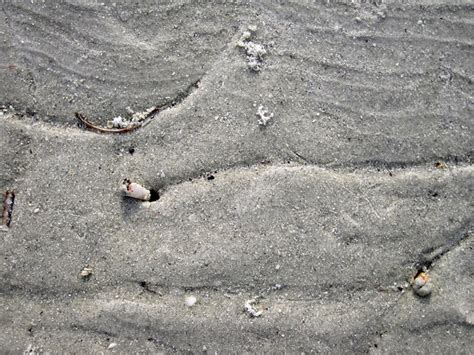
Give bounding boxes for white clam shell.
[185,295,197,307]
[121,180,151,201]
[415,283,432,297]
[412,272,432,297]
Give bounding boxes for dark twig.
[74,78,200,134]
[75,112,145,134]
[2,190,15,227]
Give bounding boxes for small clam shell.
[185,295,197,307]
[121,179,151,201]
[413,272,429,288]
[80,266,93,280]
[412,272,432,297]
[415,283,432,297]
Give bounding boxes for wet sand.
[1,1,473,353]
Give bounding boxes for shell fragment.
[244,297,263,317]
[121,179,151,201]
[412,271,432,297]
[80,266,93,279]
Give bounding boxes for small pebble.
[33,208,40,214]
[248,25,257,32]
[80,266,93,279]
[412,271,432,297]
[415,283,432,297]
[185,295,197,307]
[107,342,117,350]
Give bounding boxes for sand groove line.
[414,227,473,271]
[305,25,474,47]
[1,114,472,188]
[0,233,471,309]
[362,229,473,347]
[149,158,472,194]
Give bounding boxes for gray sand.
[1,1,473,353]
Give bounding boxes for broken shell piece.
[248,25,257,33]
[247,57,262,72]
[107,116,130,129]
[236,29,266,71]
[412,271,432,297]
[185,295,197,307]
[237,31,252,48]
[121,179,151,201]
[24,344,40,354]
[245,42,266,59]
[257,105,274,126]
[241,31,252,41]
[245,42,266,72]
[413,272,429,288]
[80,266,93,279]
[244,297,263,317]
[415,282,432,297]
[132,106,157,122]
[236,40,246,48]
[76,112,141,134]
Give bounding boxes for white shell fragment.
[121,179,151,201]
[236,30,252,48]
[248,24,258,33]
[80,266,93,279]
[107,116,130,129]
[244,297,263,317]
[412,271,432,297]
[107,114,147,129]
[245,42,267,59]
[185,295,197,307]
[257,105,274,126]
[132,106,157,123]
[107,342,117,350]
[236,26,267,72]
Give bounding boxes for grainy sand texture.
[1,0,473,353]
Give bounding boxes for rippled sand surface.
[1,1,472,353]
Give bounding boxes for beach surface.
[1,1,473,353]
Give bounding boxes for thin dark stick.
[2,190,15,227]
[75,112,144,133]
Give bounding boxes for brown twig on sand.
[75,78,200,134]
[75,107,160,133]
[2,190,15,227]
[75,112,143,133]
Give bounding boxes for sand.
[1,1,473,353]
